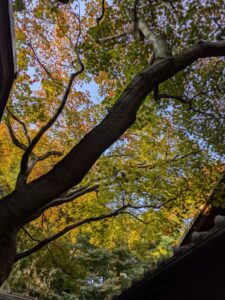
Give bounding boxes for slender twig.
[6,114,63,185]
[121,211,150,224]
[97,30,132,43]
[136,151,199,169]
[28,42,64,88]
[157,93,220,123]
[16,186,186,260]
[7,108,31,144]
[129,187,186,210]
[22,227,41,242]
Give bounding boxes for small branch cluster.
[9,15,85,189]
[6,109,63,189]
[17,185,186,261]
[155,93,221,123]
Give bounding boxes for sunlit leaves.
[1,0,225,298]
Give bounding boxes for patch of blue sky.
[28,63,102,104]
[28,66,41,91]
[76,79,102,104]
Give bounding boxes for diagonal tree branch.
[22,227,41,243]
[136,151,200,169]
[6,118,27,151]
[15,204,130,261]
[7,108,31,144]
[23,183,99,224]
[1,38,225,225]
[16,185,186,260]
[156,93,221,123]
[6,114,63,188]
[97,29,133,43]
[37,151,63,162]
[17,62,84,189]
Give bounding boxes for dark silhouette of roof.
[0,0,17,122]
[114,171,225,300]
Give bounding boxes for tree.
[6,233,152,299]
[0,0,224,286]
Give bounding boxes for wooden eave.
[115,171,225,300]
[115,223,225,300]
[0,0,17,122]
[180,171,225,245]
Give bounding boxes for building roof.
[180,171,225,245]
[0,0,17,122]
[114,171,225,300]
[114,220,225,300]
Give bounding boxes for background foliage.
[0,0,224,298]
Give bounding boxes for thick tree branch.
[138,19,172,59]
[1,39,225,226]
[37,151,63,162]
[23,183,99,224]
[96,0,105,25]
[41,184,99,210]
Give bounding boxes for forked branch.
[23,183,99,224]
[16,185,185,260]
[17,62,84,188]
[15,205,129,261]
[7,108,31,144]
[156,93,221,123]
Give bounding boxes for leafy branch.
[16,59,84,188]
[23,183,99,224]
[156,93,221,123]
[17,185,186,260]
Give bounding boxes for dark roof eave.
[180,171,225,245]
[115,222,225,299]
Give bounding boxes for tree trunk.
[0,229,17,285]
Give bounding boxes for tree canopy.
[0,0,224,298]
